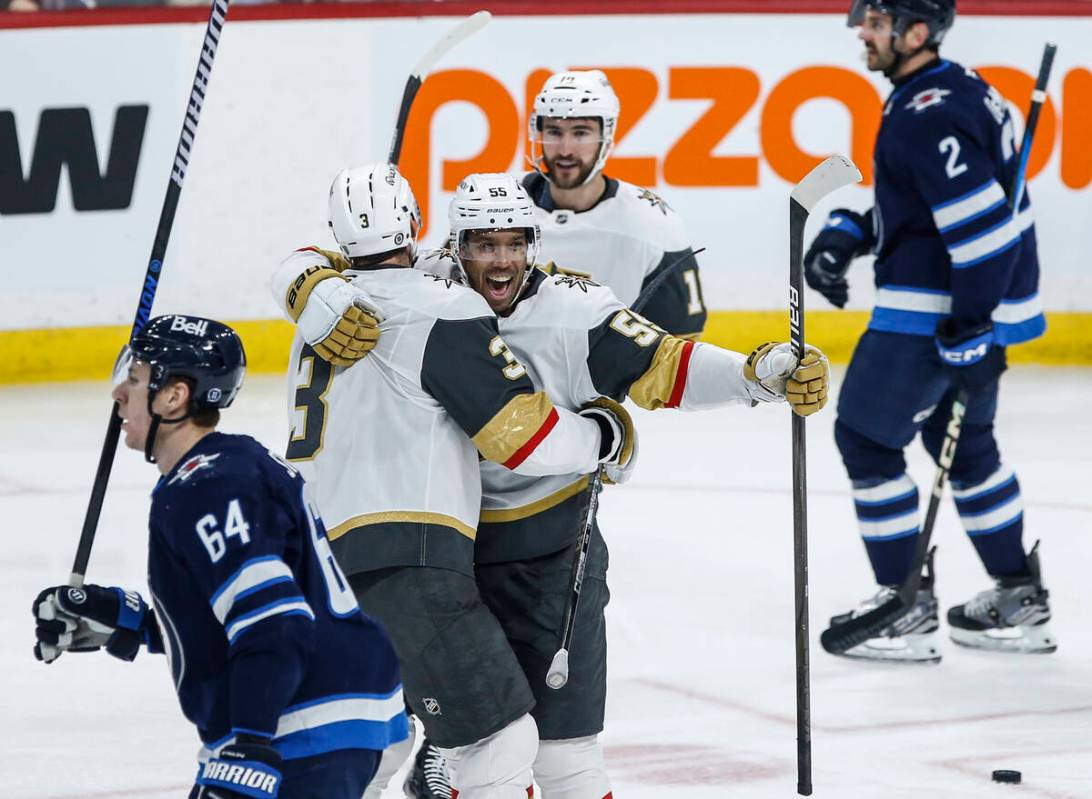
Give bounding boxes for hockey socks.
[852,473,920,586]
[951,465,1028,577]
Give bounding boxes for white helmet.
[328,162,421,260]
[528,70,620,185]
[448,173,541,285]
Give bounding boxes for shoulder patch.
[552,274,601,292]
[904,87,951,113]
[635,187,672,215]
[168,452,221,485]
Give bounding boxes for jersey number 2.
[938,136,968,179]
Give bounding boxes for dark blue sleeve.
[904,105,1022,330]
[161,470,315,739]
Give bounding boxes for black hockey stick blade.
[388,10,492,164]
[819,594,909,655]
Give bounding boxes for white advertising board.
[1,10,1089,329]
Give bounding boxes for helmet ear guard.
[527,69,620,186]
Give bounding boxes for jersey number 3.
[287,345,334,461]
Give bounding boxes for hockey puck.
[992,770,1022,784]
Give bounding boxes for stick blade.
[819,595,908,655]
[410,10,492,79]
[790,155,863,213]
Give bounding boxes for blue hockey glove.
[33,584,153,664]
[194,738,283,799]
[935,319,1007,394]
[803,208,874,308]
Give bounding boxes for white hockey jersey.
[522,172,708,338]
[274,248,604,577]
[469,267,760,563]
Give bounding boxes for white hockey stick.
[388,10,492,165]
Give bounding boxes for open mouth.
[482,271,517,305]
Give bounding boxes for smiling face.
[539,116,604,189]
[111,360,155,453]
[458,228,532,314]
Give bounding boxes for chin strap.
[143,392,193,463]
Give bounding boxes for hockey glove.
[286,247,384,368]
[579,398,637,484]
[744,342,830,417]
[803,208,874,309]
[935,319,1007,395]
[33,584,155,664]
[194,738,283,799]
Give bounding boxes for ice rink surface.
[3,367,1090,799]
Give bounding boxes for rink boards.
[1,2,1090,380]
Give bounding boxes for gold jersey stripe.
[479,477,589,524]
[327,510,476,542]
[629,335,693,410]
[472,391,557,466]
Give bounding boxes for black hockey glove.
[33,584,154,664]
[935,319,1007,395]
[803,208,874,309]
[578,397,637,484]
[193,738,284,799]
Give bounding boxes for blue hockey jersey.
[866,58,1045,345]
[145,432,408,759]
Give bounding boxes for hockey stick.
[68,0,231,586]
[388,10,492,165]
[819,42,1057,657]
[788,155,862,797]
[545,247,707,689]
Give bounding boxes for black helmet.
[115,315,246,461]
[848,0,956,46]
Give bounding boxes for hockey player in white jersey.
[279,170,831,798]
[271,164,634,799]
[523,69,707,339]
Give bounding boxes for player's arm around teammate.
[33,316,408,799]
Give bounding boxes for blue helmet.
[848,0,956,46]
[126,314,246,412]
[116,315,246,462]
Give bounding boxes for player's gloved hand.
[743,342,830,416]
[33,584,152,664]
[579,397,637,484]
[194,737,283,799]
[935,319,1007,395]
[803,208,874,309]
[286,247,384,368]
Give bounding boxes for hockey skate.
[404,739,452,799]
[948,541,1056,654]
[825,548,941,664]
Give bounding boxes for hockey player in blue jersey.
[32,315,409,798]
[807,0,1055,663]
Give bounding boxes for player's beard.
[543,151,598,189]
[863,41,898,76]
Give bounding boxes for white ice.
[3,368,1090,799]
